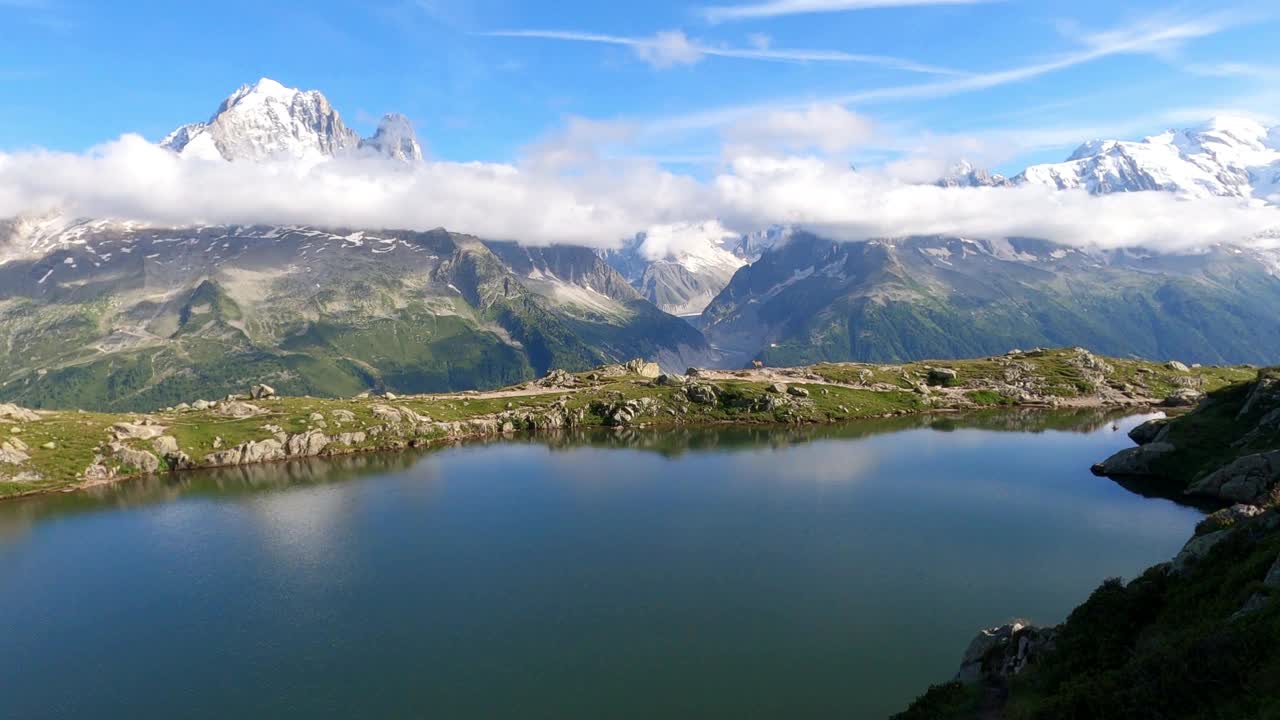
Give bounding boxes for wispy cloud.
[645,13,1238,133]
[701,0,994,23]
[481,29,965,75]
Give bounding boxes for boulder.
[654,373,686,387]
[192,399,212,411]
[686,384,718,405]
[1166,360,1191,372]
[331,409,356,424]
[623,359,661,379]
[1188,451,1280,504]
[113,445,160,474]
[152,436,180,457]
[216,401,265,418]
[767,382,788,394]
[927,368,959,386]
[287,431,330,457]
[1162,389,1205,407]
[1090,442,1176,477]
[0,403,40,423]
[0,440,30,465]
[1172,528,1232,574]
[787,386,810,398]
[112,422,167,441]
[955,622,1053,684]
[241,439,286,464]
[250,384,277,400]
[335,431,367,446]
[1127,418,1170,445]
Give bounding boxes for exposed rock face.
[956,622,1056,685]
[111,444,160,474]
[0,439,30,465]
[623,359,661,379]
[1091,442,1176,476]
[1163,389,1205,407]
[1188,451,1280,504]
[331,409,356,424]
[686,384,718,405]
[335,432,366,446]
[217,401,265,418]
[1128,417,1170,445]
[286,430,330,458]
[927,368,958,386]
[1172,528,1233,574]
[0,403,40,422]
[112,421,167,441]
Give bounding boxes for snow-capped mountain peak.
[160,77,359,162]
[1017,115,1280,202]
[359,113,424,163]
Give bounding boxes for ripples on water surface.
[0,410,1200,719]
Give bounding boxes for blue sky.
[1,0,1277,174]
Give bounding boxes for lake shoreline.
[0,349,1254,502]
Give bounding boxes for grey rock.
[152,435,180,457]
[1091,442,1176,477]
[113,445,160,474]
[927,368,959,386]
[1166,360,1191,372]
[787,386,810,398]
[623,359,661,379]
[112,421,167,441]
[0,403,41,422]
[1188,451,1280,504]
[1128,418,1170,445]
[335,431,367,446]
[1172,528,1232,574]
[287,431,330,457]
[331,409,356,424]
[250,384,277,400]
[767,382,788,394]
[686,384,718,405]
[216,401,265,418]
[1162,389,1205,407]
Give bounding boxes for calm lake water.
[0,410,1199,719]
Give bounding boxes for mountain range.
[3,77,1280,410]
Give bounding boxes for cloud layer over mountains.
[2,111,1279,255]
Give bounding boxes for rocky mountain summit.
[160,77,423,163]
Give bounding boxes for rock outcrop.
[1188,451,1280,505]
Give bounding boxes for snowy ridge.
[1014,115,1280,202]
[159,78,422,164]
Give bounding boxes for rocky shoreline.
[0,349,1257,501]
[896,365,1280,719]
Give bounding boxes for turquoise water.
[0,412,1199,718]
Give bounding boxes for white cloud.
[702,0,993,23]
[481,29,963,75]
[2,127,1279,257]
[726,103,877,154]
[636,220,739,261]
